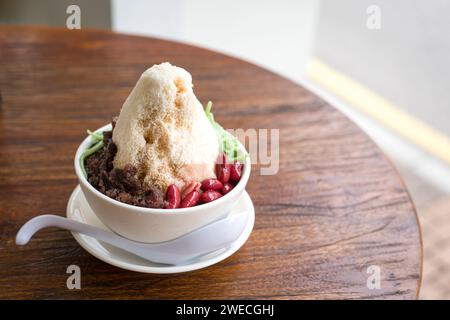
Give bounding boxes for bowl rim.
[74,123,251,216]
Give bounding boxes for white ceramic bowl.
[74,124,251,243]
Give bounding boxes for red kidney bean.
[230,160,243,182]
[180,190,200,208]
[201,190,223,203]
[217,165,230,183]
[164,184,181,209]
[222,182,233,195]
[216,153,230,181]
[216,153,228,165]
[201,178,223,191]
[181,181,201,199]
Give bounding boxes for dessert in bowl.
[74,63,250,243]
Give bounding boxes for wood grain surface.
[0,26,422,299]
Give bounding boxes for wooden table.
[0,26,422,299]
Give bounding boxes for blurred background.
[1,0,449,299]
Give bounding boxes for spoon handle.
[16,214,138,252]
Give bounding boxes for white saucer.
[66,185,255,274]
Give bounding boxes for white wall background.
[111,0,317,82]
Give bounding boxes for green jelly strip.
[80,130,104,178]
[205,101,247,162]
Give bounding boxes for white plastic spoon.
[16,211,248,265]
